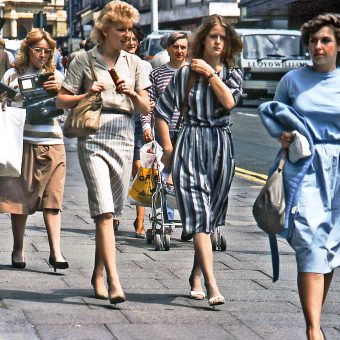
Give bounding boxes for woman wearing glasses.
[0,28,68,272]
[154,15,243,307]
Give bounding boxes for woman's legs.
[189,253,204,293]
[11,213,28,262]
[323,271,333,304]
[94,213,125,302]
[132,160,145,234]
[43,209,66,262]
[91,244,108,299]
[298,272,332,340]
[192,232,222,300]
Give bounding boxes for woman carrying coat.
[56,0,151,305]
[273,13,340,340]
[0,29,68,271]
[154,15,243,307]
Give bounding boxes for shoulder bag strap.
[175,68,195,131]
[278,149,287,172]
[269,147,287,283]
[86,51,98,82]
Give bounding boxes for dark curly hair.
[300,13,340,46]
[190,14,242,67]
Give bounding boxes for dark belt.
[101,108,131,115]
[183,122,232,131]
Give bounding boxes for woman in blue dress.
[154,15,243,307]
[274,13,340,340]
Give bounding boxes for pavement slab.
[0,138,339,339]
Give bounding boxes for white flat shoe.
[190,290,206,300]
[208,295,225,307]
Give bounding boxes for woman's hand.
[0,92,7,111]
[279,131,293,149]
[143,128,153,142]
[89,81,105,94]
[115,79,136,97]
[190,58,214,78]
[0,92,7,102]
[43,74,62,92]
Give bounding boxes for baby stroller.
[145,164,182,251]
[145,163,227,252]
[211,226,227,251]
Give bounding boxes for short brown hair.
[166,32,188,48]
[91,0,139,44]
[300,13,340,46]
[190,14,242,67]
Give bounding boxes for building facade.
[239,0,340,29]
[69,0,240,43]
[1,0,67,41]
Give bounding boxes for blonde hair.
[15,28,56,75]
[190,15,242,67]
[91,0,139,44]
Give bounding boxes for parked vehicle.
[235,29,311,101]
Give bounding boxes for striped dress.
[153,65,243,235]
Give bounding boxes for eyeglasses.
[29,47,54,56]
[123,37,138,44]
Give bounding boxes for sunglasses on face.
[29,47,54,56]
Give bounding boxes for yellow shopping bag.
[129,167,159,206]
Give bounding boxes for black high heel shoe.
[11,252,26,269]
[49,256,69,272]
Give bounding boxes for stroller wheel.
[154,234,161,251]
[211,232,217,251]
[146,229,153,244]
[220,235,227,251]
[164,234,171,251]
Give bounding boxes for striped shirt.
[143,63,181,135]
[2,68,64,145]
[153,65,243,127]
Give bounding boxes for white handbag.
[0,106,26,177]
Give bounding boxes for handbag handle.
[278,149,287,172]
[86,51,98,82]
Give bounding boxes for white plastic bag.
[288,130,311,163]
[140,141,164,171]
[0,106,26,177]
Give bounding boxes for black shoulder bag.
[19,73,63,125]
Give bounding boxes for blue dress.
[275,66,340,273]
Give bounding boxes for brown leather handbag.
[63,52,103,138]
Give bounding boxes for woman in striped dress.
[57,1,151,305]
[154,15,243,307]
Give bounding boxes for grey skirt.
[77,113,134,218]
